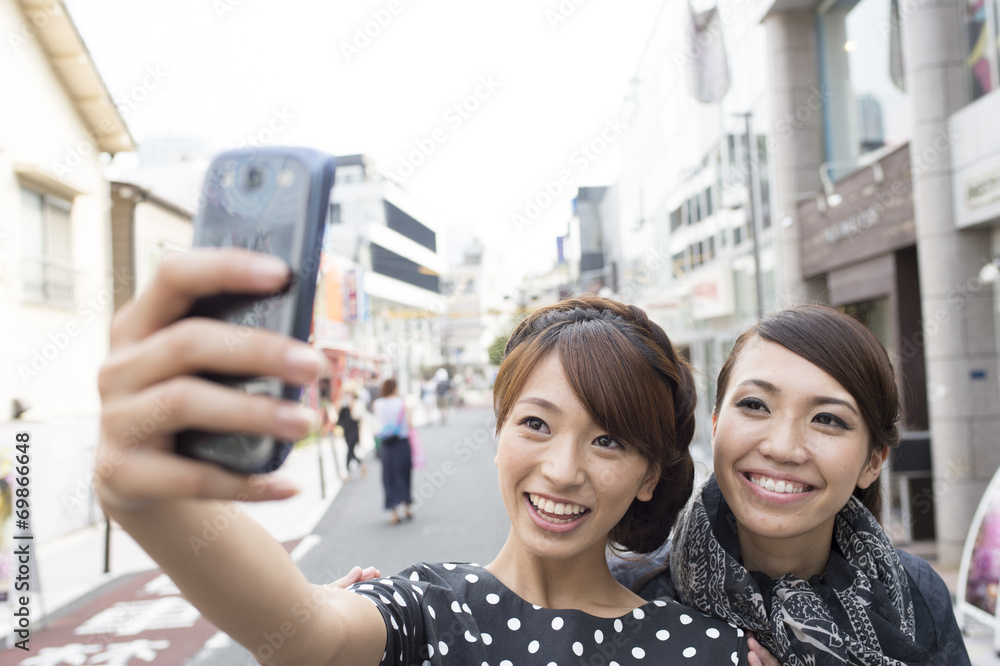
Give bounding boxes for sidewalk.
[1,432,369,652]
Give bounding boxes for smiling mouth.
[745,473,813,494]
[527,493,589,524]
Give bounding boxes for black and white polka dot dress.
[349,562,750,665]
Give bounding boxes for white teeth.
[528,494,586,518]
[751,475,807,494]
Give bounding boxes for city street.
[0,406,508,666]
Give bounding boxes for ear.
[711,412,718,440]
[857,447,890,489]
[636,464,660,502]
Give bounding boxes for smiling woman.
[93,251,779,666]
[615,305,972,666]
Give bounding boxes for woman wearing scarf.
[614,305,970,665]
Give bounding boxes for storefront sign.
[966,166,1000,210]
[950,90,1000,227]
[798,144,915,278]
[823,206,881,244]
[690,265,734,320]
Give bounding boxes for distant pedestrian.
[434,367,451,425]
[363,372,379,414]
[337,390,365,481]
[372,378,413,524]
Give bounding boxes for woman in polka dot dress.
[93,251,778,665]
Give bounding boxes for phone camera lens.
[245,166,263,190]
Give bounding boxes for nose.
[540,436,587,488]
[756,417,809,464]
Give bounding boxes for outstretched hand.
[327,566,382,590]
[95,249,325,514]
[748,633,781,666]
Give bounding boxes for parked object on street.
[93,260,779,665]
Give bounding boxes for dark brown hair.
[713,304,900,522]
[380,378,398,398]
[493,295,697,554]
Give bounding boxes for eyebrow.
[516,396,563,415]
[736,379,859,416]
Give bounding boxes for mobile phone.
[175,146,335,474]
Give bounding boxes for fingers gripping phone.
[175,147,335,474]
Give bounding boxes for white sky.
[65,0,665,275]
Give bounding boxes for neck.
[737,523,834,580]
[485,531,640,616]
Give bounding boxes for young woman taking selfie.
[94,249,778,665]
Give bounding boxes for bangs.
[557,320,675,461]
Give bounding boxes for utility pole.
[736,111,765,318]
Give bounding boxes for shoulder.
[896,549,972,665]
[608,540,675,599]
[896,549,952,605]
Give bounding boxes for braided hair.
[493,295,697,553]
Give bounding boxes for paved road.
[190,405,508,665]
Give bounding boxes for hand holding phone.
[175,147,335,474]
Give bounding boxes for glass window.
[670,206,683,231]
[672,250,688,275]
[21,187,73,303]
[819,0,912,176]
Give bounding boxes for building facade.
[322,155,447,396]
[611,0,1000,562]
[1,0,134,540]
[615,0,780,451]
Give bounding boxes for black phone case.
[175,147,335,474]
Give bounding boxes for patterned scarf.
[670,476,926,666]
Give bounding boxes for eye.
[735,397,769,412]
[813,413,851,430]
[518,416,549,434]
[593,434,624,450]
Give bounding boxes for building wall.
[615,0,778,449]
[1,0,113,422]
[133,200,193,295]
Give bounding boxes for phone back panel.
[175,147,335,474]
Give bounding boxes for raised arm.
[95,249,386,666]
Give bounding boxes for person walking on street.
[372,378,413,524]
[337,390,365,481]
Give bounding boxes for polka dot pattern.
[349,562,745,664]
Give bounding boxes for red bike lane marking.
[0,540,301,665]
